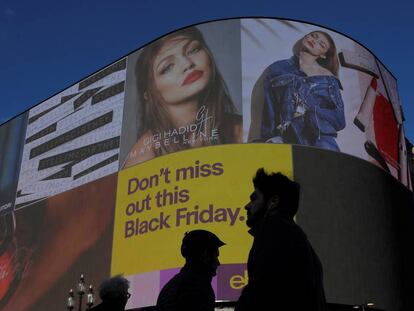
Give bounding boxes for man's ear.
[267,195,279,211]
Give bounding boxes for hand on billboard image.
[123,26,242,168]
[260,31,345,151]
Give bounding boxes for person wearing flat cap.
[156,229,225,311]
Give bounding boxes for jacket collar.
[289,55,343,89]
[248,211,294,237]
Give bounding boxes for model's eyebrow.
[154,39,198,73]
[155,55,174,73]
[184,39,200,50]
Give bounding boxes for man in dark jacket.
[235,168,326,311]
[90,275,130,311]
[156,230,225,311]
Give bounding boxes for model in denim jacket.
[261,31,346,151]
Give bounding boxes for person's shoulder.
[263,215,307,238]
[122,130,155,169]
[265,57,296,77]
[268,58,293,70]
[283,219,309,244]
[157,269,210,309]
[159,269,193,294]
[162,271,184,287]
[157,273,182,307]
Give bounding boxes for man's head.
[245,168,300,227]
[98,275,130,308]
[180,230,225,276]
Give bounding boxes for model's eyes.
[186,40,202,55]
[160,63,174,75]
[187,45,201,55]
[320,40,330,50]
[311,33,328,50]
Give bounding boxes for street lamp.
[66,274,95,311]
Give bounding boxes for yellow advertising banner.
[111,144,293,276]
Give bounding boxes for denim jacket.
[261,56,346,147]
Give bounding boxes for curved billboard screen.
[0,18,412,311]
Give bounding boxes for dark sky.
[0,0,413,141]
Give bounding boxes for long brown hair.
[135,26,239,156]
[292,31,340,77]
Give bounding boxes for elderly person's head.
[98,275,130,309]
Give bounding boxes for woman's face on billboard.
[302,32,330,57]
[152,36,212,105]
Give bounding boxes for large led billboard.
[15,59,126,209]
[241,19,410,189]
[119,20,243,169]
[0,18,412,311]
[0,113,27,215]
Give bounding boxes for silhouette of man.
[235,168,326,311]
[90,275,130,311]
[156,230,225,311]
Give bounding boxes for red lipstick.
[182,70,203,86]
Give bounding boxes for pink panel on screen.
[212,274,218,296]
[159,268,180,289]
[125,271,160,309]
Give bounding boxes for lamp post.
[66,274,95,311]
[86,285,95,310]
[67,289,75,311]
[77,274,86,311]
